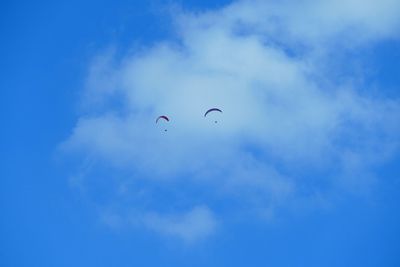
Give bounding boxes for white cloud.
[99,206,217,243]
[63,0,400,241]
[140,206,217,243]
[178,0,400,47]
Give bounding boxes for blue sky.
[1,0,400,266]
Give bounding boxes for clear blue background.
[1,0,399,266]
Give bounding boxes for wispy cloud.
[63,0,400,242]
[140,206,217,243]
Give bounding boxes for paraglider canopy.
[156,115,169,123]
[204,108,222,117]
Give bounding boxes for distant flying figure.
[204,108,222,123]
[156,115,170,131]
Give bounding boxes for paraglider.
[204,108,222,123]
[156,115,170,131]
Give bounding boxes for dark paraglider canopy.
[156,115,169,123]
[204,108,222,117]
